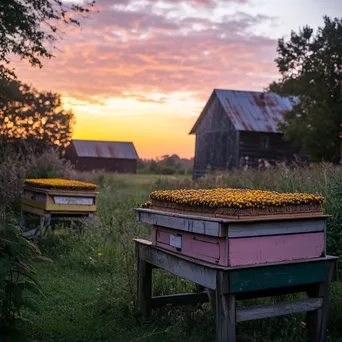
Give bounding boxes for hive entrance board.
[53,196,94,205]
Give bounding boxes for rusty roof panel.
[72,140,139,159]
[191,89,297,134]
[215,89,297,133]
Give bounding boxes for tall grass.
[22,164,342,342]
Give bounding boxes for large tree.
[0,0,95,79]
[270,16,342,163]
[0,79,74,155]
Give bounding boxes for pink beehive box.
[135,208,327,267]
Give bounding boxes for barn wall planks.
[228,232,324,266]
[192,94,238,178]
[238,131,300,169]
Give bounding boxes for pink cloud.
[14,0,278,103]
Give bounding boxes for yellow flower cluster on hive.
[150,188,325,209]
[24,178,97,191]
[141,201,152,208]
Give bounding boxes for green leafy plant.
[0,214,47,341]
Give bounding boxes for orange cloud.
[13,0,279,159]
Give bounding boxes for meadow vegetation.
[2,154,342,341]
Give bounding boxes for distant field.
[23,167,342,342]
[78,172,191,192]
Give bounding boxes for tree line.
[0,0,95,159]
[138,154,194,175]
[270,15,342,164]
[0,79,73,157]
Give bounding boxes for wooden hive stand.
[20,181,98,238]
[134,208,338,342]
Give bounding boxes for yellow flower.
[98,252,103,257]
[301,321,306,327]
[25,178,96,191]
[149,188,324,209]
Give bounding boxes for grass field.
[22,169,342,342]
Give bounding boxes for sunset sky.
[13,0,342,159]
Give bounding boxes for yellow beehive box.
[21,179,98,216]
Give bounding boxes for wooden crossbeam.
[151,292,209,308]
[236,298,323,322]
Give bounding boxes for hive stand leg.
[215,272,236,342]
[40,215,45,228]
[306,261,334,342]
[45,213,52,232]
[136,248,152,322]
[207,288,216,319]
[20,211,25,230]
[39,215,47,236]
[47,213,52,225]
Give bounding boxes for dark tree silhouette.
[0,79,74,155]
[0,0,95,79]
[270,16,342,163]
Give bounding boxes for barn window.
[260,134,270,149]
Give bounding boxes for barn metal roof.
[71,140,139,159]
[190,89,298,134]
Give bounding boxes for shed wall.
[64,142,137,173]
[193,96,238,179]
[238,131,299,168]
[72,157,137,173]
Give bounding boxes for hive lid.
[145,188,325,220]
[24,178,97,191]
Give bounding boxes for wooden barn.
[190,89,300,179]
[64,139,139,173]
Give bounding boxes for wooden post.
[215,272,236,342]
[20,211,25,229]
[136,245,152,322]
[40,215,46,230]
[46,213,51,227]
[305,261,335,342]
[207,288,216,319]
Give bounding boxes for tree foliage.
[270,16,342,163]
[0,79,74,155]
[0,0,95,79]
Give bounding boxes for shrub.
[0,148,26,214]
[0,146,76,214]
[160,167,176,175]
[0,215,46,341]
[25,148,75,180]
